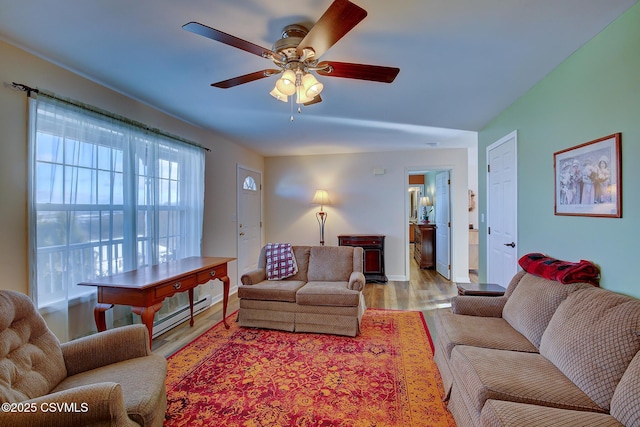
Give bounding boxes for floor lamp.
[312,189,331,246]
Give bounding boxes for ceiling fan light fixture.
[270,86,288,102]
[302,73,324,98]
[185,0,399,118]
[276,70,297,95]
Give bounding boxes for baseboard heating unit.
[151,295,212,338]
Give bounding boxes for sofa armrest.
[0,383,138,427]
[61,324,151,377]
[348,271,366,291]
[241,268,267,285]
[451,295,508,317]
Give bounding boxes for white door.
[435,171,451,279]
[487,131,518,287]
[237,166,262,281]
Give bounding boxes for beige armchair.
[0,290,167,426]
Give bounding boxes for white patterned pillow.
[265,243,298,280]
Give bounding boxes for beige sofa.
[434,270,640,427]
[238,245,366,336]
[0,290,167,427]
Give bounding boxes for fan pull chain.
[290,96,294,122]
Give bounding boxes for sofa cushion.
[288,246,311,282]
[307,246,355,282]
[450,345,603,415]
[610,350,640,427]
[0,291,67,402]
[237,280,307,303]
[51,355,167,427]
[540,287,640,411]
[502,273,593,349]
[480,399,624,427]
[296,282,360,307]
[434,309,537,359]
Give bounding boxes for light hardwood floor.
[152,253,477,358]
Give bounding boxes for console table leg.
[94,303,113,332]
[221,275,230,329]
[132,303,163,347]
[188,288,195,327]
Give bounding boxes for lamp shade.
[420,196,433,207]
[302,73,323,98]
[295,86,314,104]
[276,70,297,96]
[311,189,331,208]
[270,86,288,102]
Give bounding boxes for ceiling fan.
[182,0,400,107]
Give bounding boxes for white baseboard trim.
[150,294,212,338]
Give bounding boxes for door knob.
[504,242,516,248]
[239,232,245,236]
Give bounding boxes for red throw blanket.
[518,253,600,285]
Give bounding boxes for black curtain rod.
[11,82,210,152]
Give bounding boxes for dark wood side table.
[78,256,235,346]
[338,234,387,283]
[456,282,505,296]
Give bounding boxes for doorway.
[406,170,451,281]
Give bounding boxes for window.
[29,96,205,318]
[243,176,257,191]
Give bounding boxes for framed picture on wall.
[554,133,621,217]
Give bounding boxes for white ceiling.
[0,0,636,156]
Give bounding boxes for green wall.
[478,3,640,297]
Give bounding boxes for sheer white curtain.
[28,95,205,342]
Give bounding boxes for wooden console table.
[338,234,387,283]
[78,256,235,345]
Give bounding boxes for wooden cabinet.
[338,234,387,283]
[414,224,436,269]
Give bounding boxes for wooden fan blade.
[211,69,281,89]
[183,22,280,60]
[304,95,322,106]
[297,0,367,59]
[317,61,400,83]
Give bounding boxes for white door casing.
[237,166,262,283]
[435,171,451,279]
[486,131,518,288]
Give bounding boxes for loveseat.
[434,257,640,427]
[238,244,366,336]
[0,290,167,426]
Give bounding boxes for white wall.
[0,39,264,298]
[265,149,471,282]
[468,144,479,229]
[478,3,640,297]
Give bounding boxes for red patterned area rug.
[165,309,455,427]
